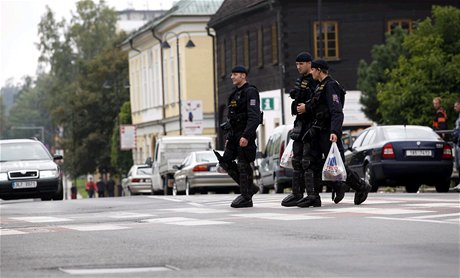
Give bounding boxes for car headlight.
[40,170,59,178]
[0,173,8,181]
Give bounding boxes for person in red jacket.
[85,176,97,198]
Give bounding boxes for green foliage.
[111,101,133,176]
[15,0,131,179]
[357,27,407,123]
[378,6,460,127]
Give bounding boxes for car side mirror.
[173,165,182,170]
[256,151,264,159]
[53,154,63,161]
[145,157,152,167]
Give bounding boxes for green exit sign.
[261,97,274,111]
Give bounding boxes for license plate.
[209,167,216,172]
[12,181,37,189]
[406,150,432,157]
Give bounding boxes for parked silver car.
[173,151,239,195]
[121,164,153,195]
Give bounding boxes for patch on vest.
[250,99,256,106]
[332,94,340,104]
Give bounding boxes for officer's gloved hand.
[289,89,297,99]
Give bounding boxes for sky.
[0,0,176,88]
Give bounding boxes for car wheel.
[260,184,269,194]
[364,164,379,192]
[405,184,420,193]
[41,195,52,201]
[274,176,284,194]
[435,179,450,193]
[52,182,64,201]
[173,182,178,196]
[185,180,195,195]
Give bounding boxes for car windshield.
[0,142,51,161]
[136,167,152,175]
[196,152,218,163]
[383,127,440,140]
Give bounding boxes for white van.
[150,136,213,195]
[256,124,294,193]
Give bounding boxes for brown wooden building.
[208,0,459,148]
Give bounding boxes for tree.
[377,6,460,127]
[357,28,407,123]
[111,101,133,177]
[35,0,129,178]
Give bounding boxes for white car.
[122,164,152,195]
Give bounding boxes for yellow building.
[121,0,223,164]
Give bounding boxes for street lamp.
[161,31,195,135]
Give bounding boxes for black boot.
[296,194,321,207]
[282,163,305,207]
[231,195,253,208]
[354,180,371,205]
[281,193,303,207]
[331,182,345,204]
[346,169,371,205]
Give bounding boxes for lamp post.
[161,31,195,135]
[102,78,130,196]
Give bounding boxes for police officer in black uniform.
[281,52,318,207]
[214,66,261,208]
[297,59,371,207]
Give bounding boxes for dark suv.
[0,139,63,201]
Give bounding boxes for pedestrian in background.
[85,176,97,198]
[214,65,261,208]
[96,175,106,198]
[106,174,115,197]
[432,97,448,131]
[453,99,460,192]
[281,52,318,207]
[297,59,370,207]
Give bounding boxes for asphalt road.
[1,193,459,277]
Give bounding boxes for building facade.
[121,0,223,164]
[208,0,459,149]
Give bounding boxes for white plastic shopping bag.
[280,140,294,169]
[322,142,347,181]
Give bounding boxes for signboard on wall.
[182,100,203,135]
[120,125,136,150]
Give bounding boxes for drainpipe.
[151,28,167,136]
[206,26,219,148]
[129,39,141,53]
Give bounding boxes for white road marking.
[108,212,155,219]
[173,220,232,226]
[0,229,27,236]
[369,216,459,225]
[410,213,460,219]
[162,208,230,214]
[59,266,173,275]
[402,203,460,208]
[60,224,130,231]
[142,217,232,226]
[142,217,195,223]
[320,207,434,215]
[231,213,331,221]
[10,216,72,223]
[147,196,183,202]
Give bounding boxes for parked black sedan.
[344,125,453,193]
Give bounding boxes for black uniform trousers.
[310,130,364,194]
[221,131,256,196]
[291,139,314,195]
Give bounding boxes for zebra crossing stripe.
[10,216,72,223]
[231,213,331,221]
[60,224,130,231]
[320,207,434,215]
[162,208,230,214]
[142,217,232,226]
[0,229,27,236]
